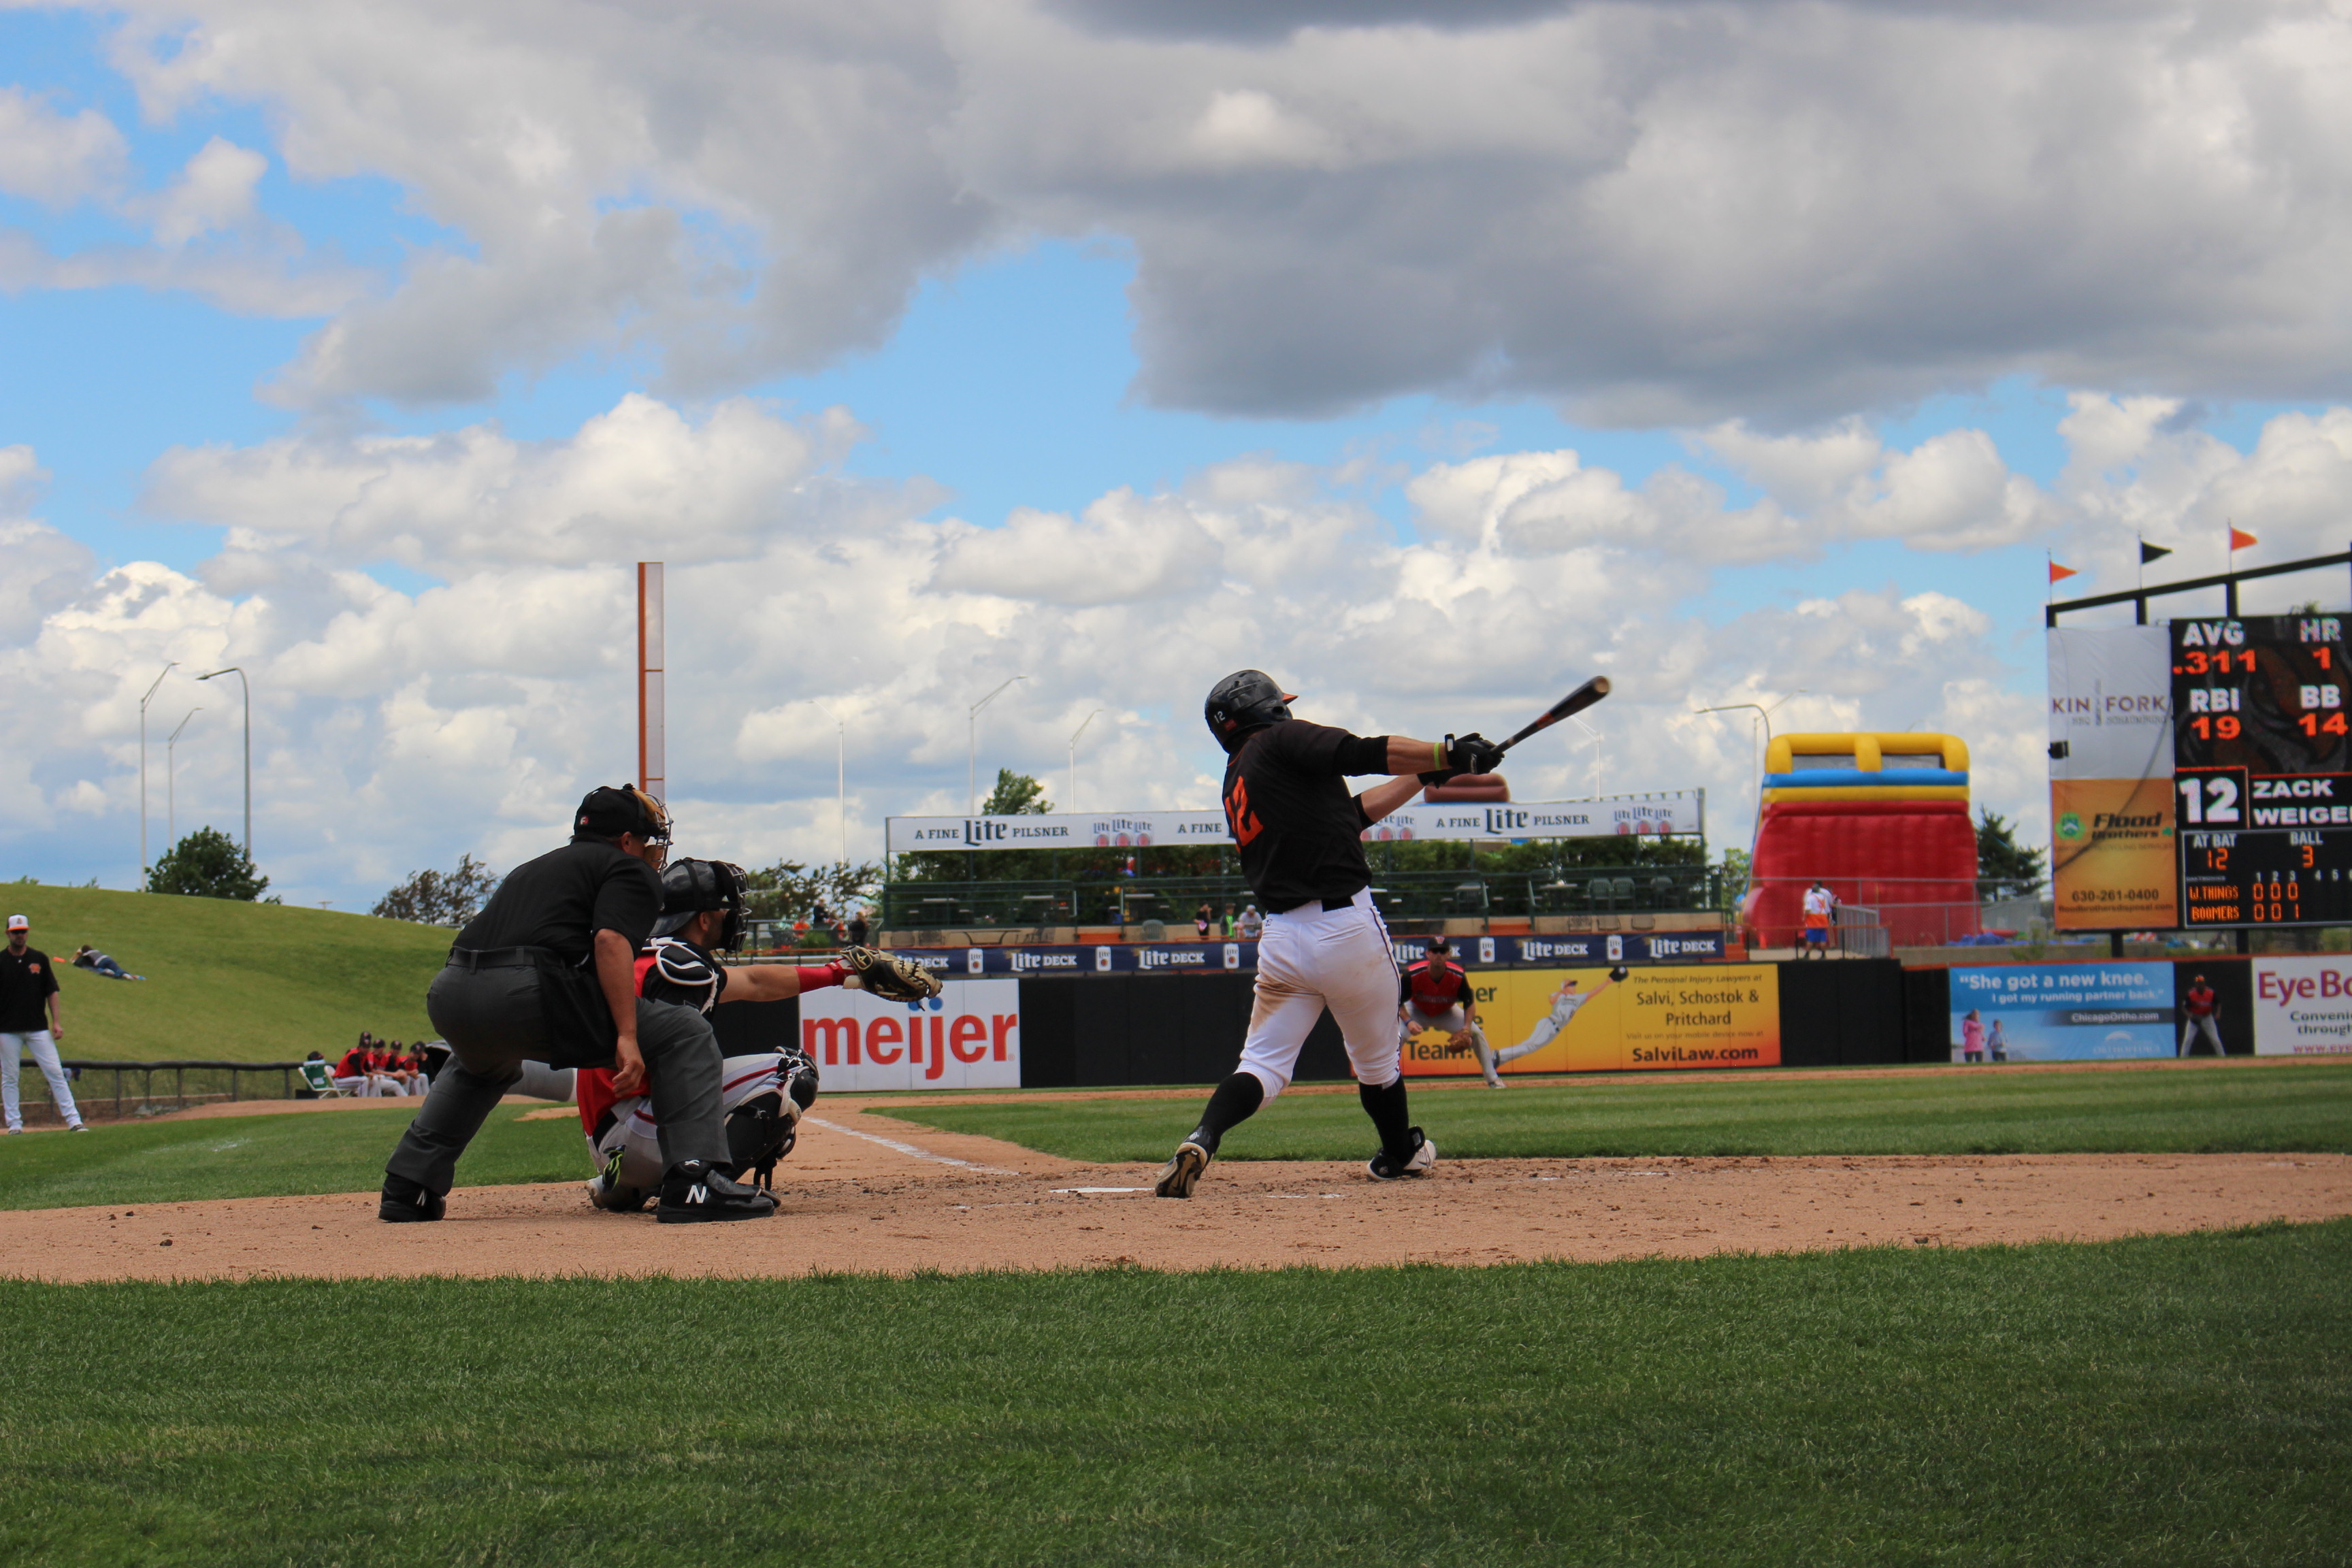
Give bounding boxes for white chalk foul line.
[802,1117,1019,1175]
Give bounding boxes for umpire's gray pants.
[385,962,728,1193]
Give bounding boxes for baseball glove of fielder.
[1446,1028,1477,1055]
[842,945,942,1002]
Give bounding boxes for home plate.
[1053,1186,1154,1195]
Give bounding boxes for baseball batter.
[1397,936,1500,1088]
[1154,670,1503,1197]
[575,858,937,1211]
[1494,967,1628,1068]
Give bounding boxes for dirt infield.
[2,1097,2346,1282]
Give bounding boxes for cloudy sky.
[7,0,2352,907]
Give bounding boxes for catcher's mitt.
[1609,965,1629,981]
[842,945,942,1002]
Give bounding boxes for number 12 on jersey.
[2176,769,2245,826]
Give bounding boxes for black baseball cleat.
[1367,1127,1437,1180]
[656,1160,777,1223]
[1154,1137,1213,1198]
[378,1175,446,1222]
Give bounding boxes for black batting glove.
[1444,732,1503,775]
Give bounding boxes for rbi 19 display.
[2173,614,2352,926]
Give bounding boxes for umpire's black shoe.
[378,1175,446,1223]
[656,1160,777,1224]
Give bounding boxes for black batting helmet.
[1204,669,1296,753]
[653,858,749,948]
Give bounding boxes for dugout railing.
[8,1060,324,1123]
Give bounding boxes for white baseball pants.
[2178,1015,2224,1056]
[1237,889,1402,1098]
[2,1030,82,1129]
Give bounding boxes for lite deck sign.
[2173,615,2352,928]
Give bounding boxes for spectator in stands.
[1194,902,1213,939]
[848,906,870,947]
[70,944,141,980]
[1800,881,1833,958]
[1237,904,1263,939]
[1221,902,1237,938]
[1959,1009,1985,1063]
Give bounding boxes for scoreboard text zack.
[2174,615,2352,926]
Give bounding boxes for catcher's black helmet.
[653,858,749,948]
[1204,669,1296,753]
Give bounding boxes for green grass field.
[0,883,447,1060]
[0,1106,583,1211]
[872,1061,2352,1162]
[1,1222,2345,1566]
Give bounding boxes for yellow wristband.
[1433,738,1447,770]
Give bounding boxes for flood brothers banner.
[2250,956,2352,1056]
[1948,962,2174,1060]
[887,791,1703,854]
[1402,964,1780,1078]
[2047,626,2177,930]
[796,979,1022,1091]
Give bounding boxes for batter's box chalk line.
[801,1117,1018,1175]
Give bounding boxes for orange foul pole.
[638,561,665,805]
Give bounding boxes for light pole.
[197,667,250,857]
[1692,691,1808,807]
[165,709,199,847]
[137,662,177,884]
[968,675,1027,815]
[1068,708,1103,814]
[802,699,847,866]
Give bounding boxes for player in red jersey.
[1398,936,1500,1086]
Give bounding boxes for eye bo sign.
[2251,957,2352,1056]
[798,979,1022,1090]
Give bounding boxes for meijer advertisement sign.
[797,979,1022,1091]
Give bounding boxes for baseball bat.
[1490,676,1611,759]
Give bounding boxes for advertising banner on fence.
[2047,626,2178,930]
[1948,962,2174,1060]
[1403,964,1779,1077]
[2250,956,2352,1056]
[885,791,1702,854]
[796,979,1021,1091]
[876,930,1733,980]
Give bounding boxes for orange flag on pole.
[2229,524,2259,552]
[2049,559,2078,584]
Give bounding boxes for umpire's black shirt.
[0,945,61,1032]
[455,837,663,963]
[1221,719,1391,913]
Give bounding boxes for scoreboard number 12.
[2176,774,2240,825]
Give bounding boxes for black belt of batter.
[444,945,561,970]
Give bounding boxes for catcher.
[577,857,940,1212]
[1396,936,1501,1087]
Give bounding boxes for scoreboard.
[2174,614,2352,928]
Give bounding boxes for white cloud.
[0,86,127,206]
[12,0,2336,422]
[138,135,268,246]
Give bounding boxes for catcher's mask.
[653,858,750,948]
[576,785,673,863]
[1204,669,1296,753]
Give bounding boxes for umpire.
[380,785,772,1224]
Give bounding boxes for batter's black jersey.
[1221,719,1392,913]
[453,836,663,964]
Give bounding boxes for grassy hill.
[1,884,448,1062]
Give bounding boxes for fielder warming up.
[382,787,772,1224]
[576,858,939,1211]
[1493,967,1628,1069]
[1398,936,1499,1088]
[1154,670,1505,1197]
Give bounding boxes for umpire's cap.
[653,858,750,947]
[576,784,672,843]
[1204,670,1296,753]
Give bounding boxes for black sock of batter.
[1188,1072,1264,1154]
[1359,1075,1413,1156]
